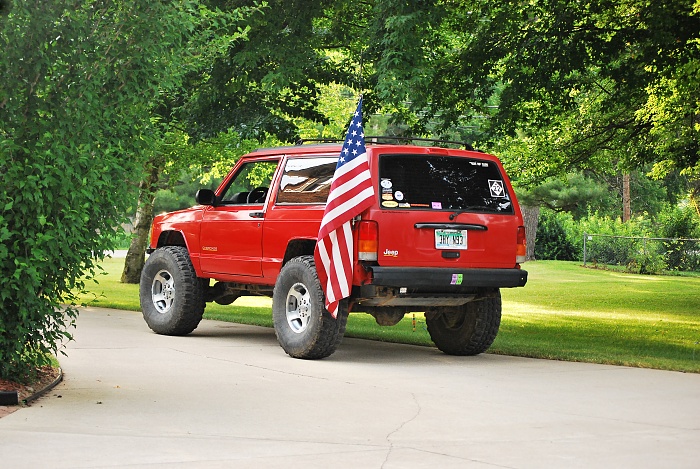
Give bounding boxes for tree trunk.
[520,205,540,261]
[622,172,631,222]
[690,182,700,218]
[121,156,164,284]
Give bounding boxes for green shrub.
[574,214,666,273]
[534,209,579,260]
[571,210,700,274]
[0,1,187,381]
[658,205,700,271]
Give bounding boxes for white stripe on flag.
[329,222,353,298]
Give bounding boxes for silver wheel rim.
[151,269,175,314]
[285,282,311,333]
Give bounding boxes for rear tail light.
[516,226,527,264]
[357,220,378,261]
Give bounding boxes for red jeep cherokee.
[140,141,528,359]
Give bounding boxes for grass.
[79,258,700,373]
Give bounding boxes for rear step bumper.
[366,267,528,289]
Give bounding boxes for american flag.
[314,97,376,317]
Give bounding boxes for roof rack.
[296,136,474,151]
[294,138,344,145]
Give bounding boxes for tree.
[120,0,699,278]
[518,174,607,217]
[385,0,699,248]
[120,0,366,283]
[349,0,698,181]
[120,128,270,283]
[119,2,264,283]
[0,0,194,381]
[517,173,609,258]
[180,0,347,142]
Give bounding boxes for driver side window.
[219,160,278,204]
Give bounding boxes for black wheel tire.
[272,255,348,359]
[426,290,502,356]
[139,246,205,336]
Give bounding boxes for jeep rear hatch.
[371,152,523,269]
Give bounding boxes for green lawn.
[79,258,700,373]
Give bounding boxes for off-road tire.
[140,246,205,336]
[272,255,348,359]
[426,290,502,356]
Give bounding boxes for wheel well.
[157,230,187,248]
[283,239,316,265]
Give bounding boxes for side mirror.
[195,189,216,206]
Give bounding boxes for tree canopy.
[353,0,700,184]
[178,0,348,142]
[145,0,700,183]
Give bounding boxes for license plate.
[435,229,467,250]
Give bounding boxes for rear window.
[276,156,337,204]
[378,154,514,213]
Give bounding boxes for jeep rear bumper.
[354,267,527,308]
[367,266,527,289]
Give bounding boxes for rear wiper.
[449,206,497,220]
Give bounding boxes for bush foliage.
[535,206,700,274]
[534,210,579,261]
[0,1,188,381]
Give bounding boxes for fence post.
[583,232,587,267]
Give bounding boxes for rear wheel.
[272,256,348,359]
[139,246,205,335]
[426,291,501,356]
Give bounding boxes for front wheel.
[139,246,205,335]
[426,291,502,356]
[272,256,348,359]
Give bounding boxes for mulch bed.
[0,365,62,411]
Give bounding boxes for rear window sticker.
[488,180,505,198]
[398,203,411,208]
[432,201,442,209]
[411,203,430,207]
[450,273,463,285]
[382,200,399,208]
[382,193,394,201]
[380,179,393,189]
[394,191,404,201]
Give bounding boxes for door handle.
[249,212,264,218]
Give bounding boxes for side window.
[276,156,338,204]
[219,160,278,204]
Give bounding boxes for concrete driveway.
[1,307,698,468]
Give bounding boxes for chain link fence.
[582,233,700,274]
